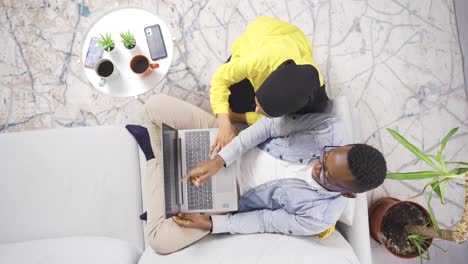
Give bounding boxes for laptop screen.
[161,123,180,217]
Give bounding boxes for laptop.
[161,123,239,217]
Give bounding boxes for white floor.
[1,0,467,263]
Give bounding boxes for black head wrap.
[255,59,321,117]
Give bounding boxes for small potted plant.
[370,127,468,262]
[120,30,136,49]
[97,33,115,52]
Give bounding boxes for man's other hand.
[173,213,212,231]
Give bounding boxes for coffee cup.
[130,55,159,77]
[95,59,119,86]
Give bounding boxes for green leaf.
[428,154,447,172]
[120,30,136,46]
[409,181,432,199]
[387,128,441,171]
[449,168,468,175]
[408,235,431,263]
[440,179,449,203]
[431,180,442,201]
[427,154,438,162]
[427,192,442,237]
[437,127,459,160]
[430,178,449,204]
[386,171,442,180]
[446,161,468,166]
[98,33,115,51]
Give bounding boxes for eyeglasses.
[319,146,356,198]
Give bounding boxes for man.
[139,94,387,254]
[210,16,329,154]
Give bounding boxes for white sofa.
[0,96,371,264]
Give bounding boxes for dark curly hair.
[347,144,387,192]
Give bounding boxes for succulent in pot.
[97,33,115,52]
[120,30,136,49]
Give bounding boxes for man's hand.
[181,155,225,187]
[172,213,212,231]
[210,114,236,156]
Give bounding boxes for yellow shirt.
[210,16,324,125]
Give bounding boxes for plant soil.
[380,202,431,256]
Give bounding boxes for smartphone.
[144,24,168,61]
[84,37,104,69]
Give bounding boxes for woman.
[210,16,328,154]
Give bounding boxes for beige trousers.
[143,94,217,254]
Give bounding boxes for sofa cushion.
[0,126,145,250]
[138,231,359,264]
[0,236,141,264]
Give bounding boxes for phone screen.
[84,37,103,69]
[145,24,168,61]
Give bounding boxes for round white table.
[81,7,174,97]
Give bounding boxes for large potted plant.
[370,127,468,261]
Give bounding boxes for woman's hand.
[210,113,236,156]
[181,155,225,187]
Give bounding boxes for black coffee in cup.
[132,57,149,73]
[97,60,114,77]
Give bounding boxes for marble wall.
[1,0,467,262]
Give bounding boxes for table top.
[81,7,174,97]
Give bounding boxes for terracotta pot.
[369,197,433,259]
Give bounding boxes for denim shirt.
[212,113,351,235]
[211,178,347,235]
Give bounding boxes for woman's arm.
[210,59,251,116]
[210,55,266,154]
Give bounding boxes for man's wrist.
[214,155,226,167]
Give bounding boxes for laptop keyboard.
[185,131,213,210]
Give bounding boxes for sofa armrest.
[336,193,372,264]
